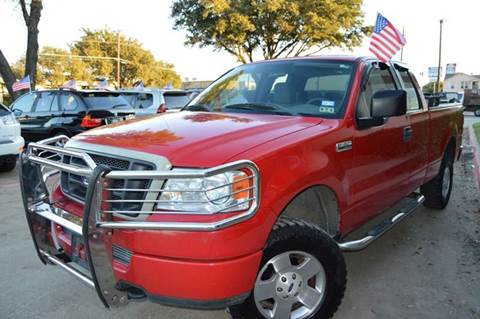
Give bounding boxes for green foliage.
[72,28,181,88]
[11,28,181,89]
[172,0,370,63]
[422,81,443,93]
[473,123,480,145]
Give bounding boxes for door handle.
[403,126,413,142]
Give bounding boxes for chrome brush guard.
[19,135,260,308]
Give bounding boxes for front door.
[10,92,38,142]
[347,63,412,227]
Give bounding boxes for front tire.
[420,147,454,209]
[229,218,346,319]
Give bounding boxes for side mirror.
[371,90,407,118]
[357,90,407,129]
[13,109,22,116]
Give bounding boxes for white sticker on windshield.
[321,100,335,107]
[318,106,335,114]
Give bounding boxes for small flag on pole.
[96,79,109,90]
[369,13,406,62]
[62,79,77,89]
[134,81,145,91]
[12,75,31,92]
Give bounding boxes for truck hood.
[69,111,321,167]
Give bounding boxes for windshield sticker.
[321,100,335,107]
[318,106,335,114]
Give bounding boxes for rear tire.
[229,218,346,319]
[420,147,454,209]
[474,108,480,117]
[51,130,70,147]
[0,155,17,172]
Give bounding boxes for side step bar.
[338,193,425,252]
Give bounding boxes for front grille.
[112,244,133,265]
[60,153,154,212]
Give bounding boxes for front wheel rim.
[254,251,326,319]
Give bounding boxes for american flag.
[12,75,31,92]
[62,79,77,89]
[369,13,406,62]
[96,79,109,90]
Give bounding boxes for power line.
[38,53,178,72]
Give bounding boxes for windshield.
[81,93,130,110]
[187,60,355,118]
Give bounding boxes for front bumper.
[19,135,261,308]
[0,135,24,156]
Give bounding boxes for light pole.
[117,32,121,88]
[435,19,444,93]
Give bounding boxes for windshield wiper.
[224,103,296,116]
[183,104,210,112]
[111,104,128,109]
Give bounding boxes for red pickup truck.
[20,56,463,319]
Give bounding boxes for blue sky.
[1,0,478,84]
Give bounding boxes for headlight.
[157,170,252,214]
[0,113,17,125]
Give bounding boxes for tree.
[171,0,370,63]
[71,28,181,88]
[10,29,182,89]
[0,0,43,98]
[422,81,443,94]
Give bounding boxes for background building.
[444,73,480,91]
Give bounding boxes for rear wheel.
[51,131,70,147]
[229,218,346,319]
[420,147,454,209]
[474,108,480,117]
[0,155,17,172]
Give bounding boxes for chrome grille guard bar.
[25,135,261,231]
[20,135,261,308]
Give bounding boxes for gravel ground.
[1,115,479,319]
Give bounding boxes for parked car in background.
[439,91,462,104]
[186,88,204,100]
[0,102,24,172]
[118,89,191,116]
[463,89,480,116]
[20,56,463,319]
[10,89,135,142]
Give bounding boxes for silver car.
[118,89,191,116]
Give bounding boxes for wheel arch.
[49,127,71,138]
[277,184,341,239]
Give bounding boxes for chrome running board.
[338,193,425,252]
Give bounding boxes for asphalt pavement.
[1,114,479,319]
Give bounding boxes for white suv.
[118,89,191,116]
[0,103,24,172]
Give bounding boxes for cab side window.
[398,70,422,111]
[357,67,397,118]
[34,92,55,112]
[12,92,37,113]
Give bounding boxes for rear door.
[28,91,60,140]
[349,62,412,225]
[393,64,429,191]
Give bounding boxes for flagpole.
[400,26,405,62]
